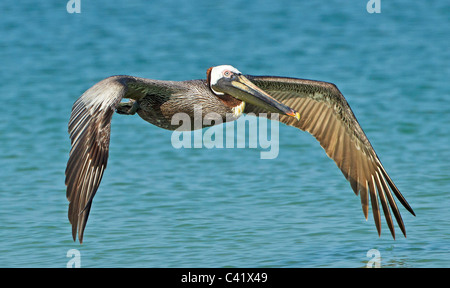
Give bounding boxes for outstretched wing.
[65,75,179,243]
[245,75,415,238]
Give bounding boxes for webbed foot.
[116,100,139,115]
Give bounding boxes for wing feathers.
[65,77,128,243]
[369,174,381,236]
[65,75,191,243]
[374,170,395,238]
[245,75,414,238]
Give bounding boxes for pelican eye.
[223,70,233,78]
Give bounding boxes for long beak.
[214,75,300,120]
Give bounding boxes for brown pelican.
[65,65,415,243]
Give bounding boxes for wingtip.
[362,204,369,220]
[400,227,407,239]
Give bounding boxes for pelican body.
[65,65,414,243]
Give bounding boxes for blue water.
[0,0,449,267]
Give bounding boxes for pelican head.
[207,65,300,120]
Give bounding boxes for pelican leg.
[116,100,139,115]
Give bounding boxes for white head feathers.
[209,65,242,95]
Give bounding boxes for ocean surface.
[0,0,449,268]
